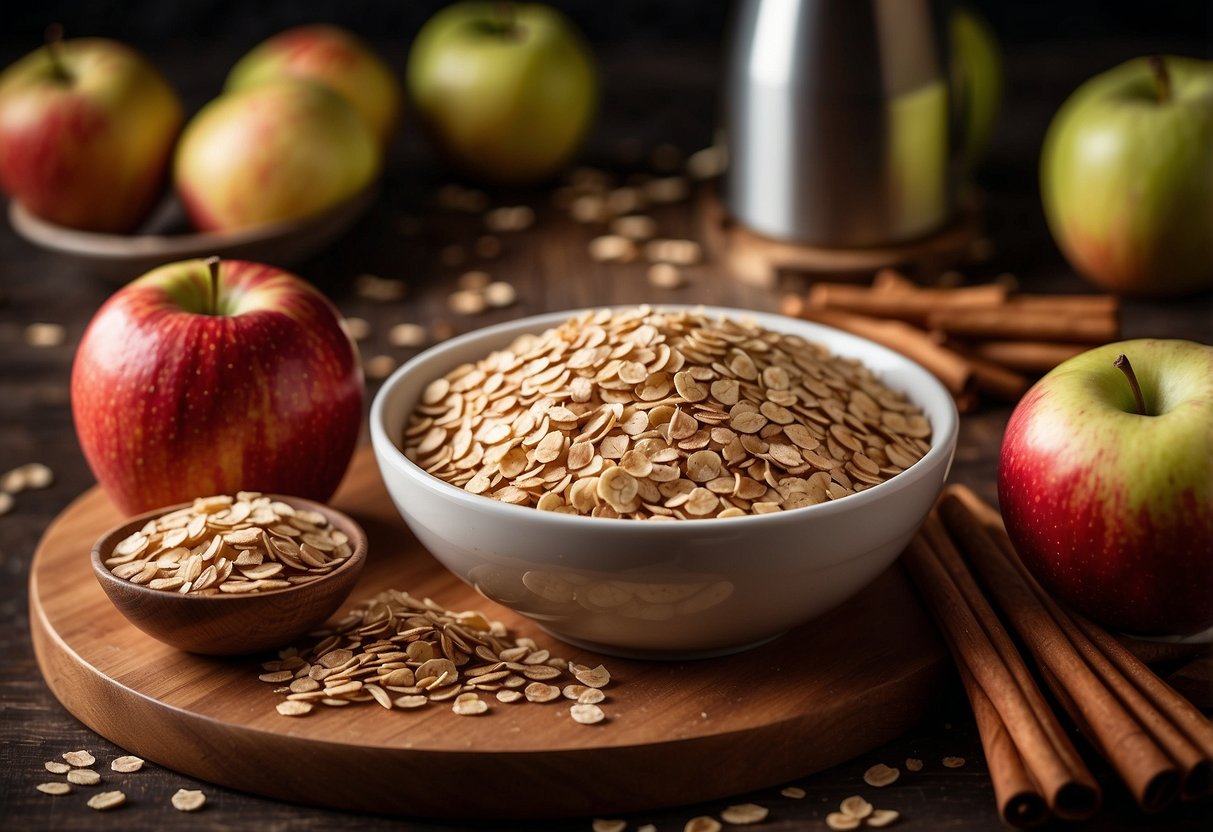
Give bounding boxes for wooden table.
[1,30,1210,832]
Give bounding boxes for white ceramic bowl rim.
[370,305,958,534]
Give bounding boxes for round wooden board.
[30,446,947,820]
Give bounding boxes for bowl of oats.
[370,305,957,658]
[91,492,367,656]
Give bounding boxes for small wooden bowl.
[91,495,366,656]
[8,184,378,281]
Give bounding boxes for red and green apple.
[406,2,597,185]
[0,32,182,233]
[1041,56,1213,297]
[71,258,364,516]
[225,23,402,148]
[174,78,380,232]
[998,339,1213,636]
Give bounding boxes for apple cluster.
[0,24,397,235]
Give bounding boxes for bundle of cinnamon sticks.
[903,485,1213,827]
[780,270,1121,411]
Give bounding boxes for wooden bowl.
[8,184,378,281]
[90,495,367,656]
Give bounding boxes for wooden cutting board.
[30,446,947,820]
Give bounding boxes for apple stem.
[1114,354,1149,416]
[1148,56,1171,104]
[205,256,220,316]
[44,23,71,83]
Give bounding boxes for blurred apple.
[72,258,364,516]
[1041,56,1213,297]
[951,4,1003,173]
[174,78,380,232]
[0,32,182,232]
[225,23,402,148]
[407,2,597,185]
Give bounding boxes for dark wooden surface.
[2,31,1211,832]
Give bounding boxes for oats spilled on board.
[261,588,612,724]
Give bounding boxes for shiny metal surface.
[724,0,958,246]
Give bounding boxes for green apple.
[951,4,1003,172]
[0,34,182,232]
[1041,56,1213,297]
[174,78,380,232]
[407,2,597,185]
[999,339,1213,636]
[225,24,402,148]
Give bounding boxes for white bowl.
[370,306,958,659]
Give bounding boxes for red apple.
[998,339,1213,636]
[225,23,402,148]
[71,258,364,516]
[0,32,183,232]
[174,78,380,232]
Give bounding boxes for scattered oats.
[342,316,372,341]
[44,761,71,774]
[448,289,488,316]
[110,756,144,773]
[720,802,769,824]
[684,817,722,832]
[866,809,900,828]
[644,238,701,265]
[574,664,611,689]
[0,492,12,516]
[647,262,685,289]
[687,145,727,180]
[780,786,806,799]
[643,176,690,204]
[67,769,101,786]
[611,214,657,241]
[863,763,900,788]
[452,693,489,715]
[485,205,535,232]
[355,273,407,302]
[37,782,71,795]
[25,322,66,347]
[388,322,428,348]
[365,352,404,380]
[457,270,492,291]
[904,757,923,772]
[570,703,605,724]
[21,463,53,489]
[524,682,561,703]
[63,750,95,767]
[484,281,517,309]
[593,820,626,832]
[87,790,126,810]
[276,700,314,717]
[839,795,873,819]
[942,756,966,768]
[171,788,207,812]
[394,695,428,709]
[577,689,606,705]
[496,689,523,703]
[571,194,610,223]
[825,812,861,830]
[588,234,638,263]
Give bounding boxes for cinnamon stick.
[789,306,973,395]
[965,341,1088,374]
[805,280,1007,323]
[948,485,1213,801]
[955,659,1050,828]
[964,354,1033,402]
[903,524,1101,821]
[1008,294,1121,316]
[937,487,1186,812]
[926,306,1119,344]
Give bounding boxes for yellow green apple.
[1041,56,1213,297]
[407,2,597,185]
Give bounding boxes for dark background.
[2,1,1211,52]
